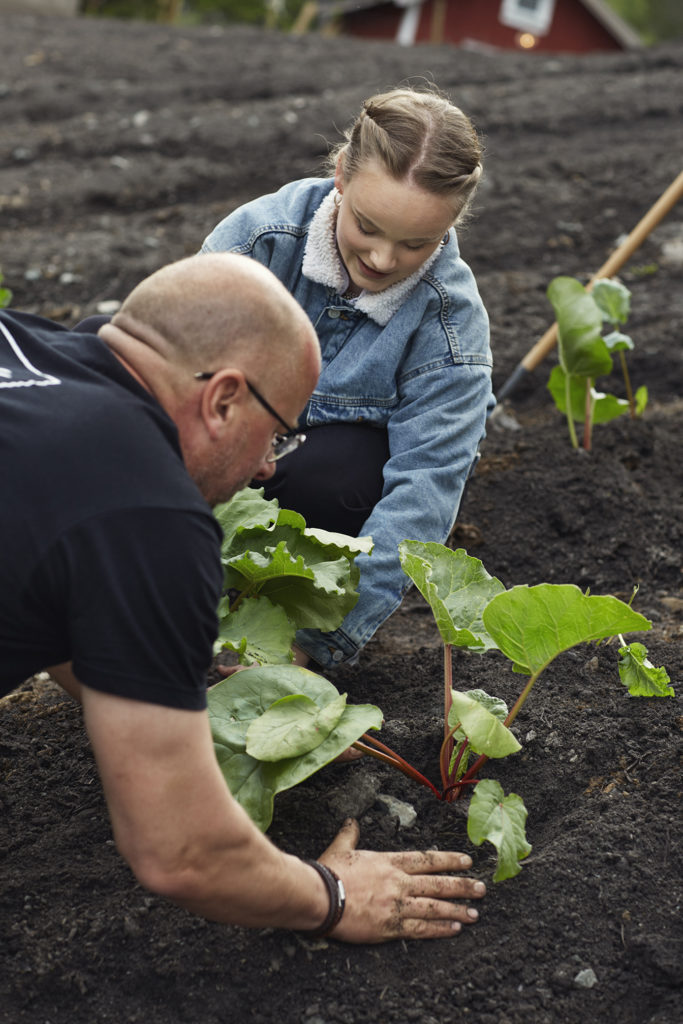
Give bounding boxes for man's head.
[100,253,320,506]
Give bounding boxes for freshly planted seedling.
[617,639,675,697]
[546,276,647,450]
[352,541,656,880]
[592,278,647,419]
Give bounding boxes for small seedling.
[351,541,661,880]
[546,276,647,450]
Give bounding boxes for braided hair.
[329,86,483,224]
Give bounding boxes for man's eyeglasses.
[194,372,306,462]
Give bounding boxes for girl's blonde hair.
[329,86,483,223]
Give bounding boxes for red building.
[317,0,642,54]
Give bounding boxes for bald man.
[0,253,484,943]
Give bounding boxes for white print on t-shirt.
[0,319,61,388]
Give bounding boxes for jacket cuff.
[294,627,358,669]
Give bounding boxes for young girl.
[201,86,494,670]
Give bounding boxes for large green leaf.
[222,520,371,632]
[214,595,295,665]
[448,690,520,758]
[213,486,280,540]
[399,541,505,650]
[618,642,674,697]
[246,691,348,761]
[467,779,532,882]
[482,584,651,676]
[208,665,382,831]
[547,276,613,378]
[278,511,374,561]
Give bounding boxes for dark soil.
[1,12,682,1024]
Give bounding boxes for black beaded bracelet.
[300,859,346,939]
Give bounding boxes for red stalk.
[356,733,443,800]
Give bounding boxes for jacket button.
[327,309,341,319]
[332,650,344,662]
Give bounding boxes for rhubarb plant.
[208,664,382,831]
[546,276,647,450]
[208,487,378,829]
[352,540,656,881]
[206,495,669,881]
[212,487,372,665]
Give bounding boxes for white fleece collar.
[301,188,441,327]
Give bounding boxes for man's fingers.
[391,849,474,875]
[398,895,481,927]
[405,874,486,901]
[321,817,360,856]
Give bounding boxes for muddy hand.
[317,818,485,943]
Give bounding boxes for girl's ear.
[334,154,345,193]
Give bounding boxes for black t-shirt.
[0,310,223,710]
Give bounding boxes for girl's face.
[334,158,455,294]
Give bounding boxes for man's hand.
[319,818,485,943]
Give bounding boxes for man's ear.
[199,369,244,440]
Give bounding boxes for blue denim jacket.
[202,178,493,668]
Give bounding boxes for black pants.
[260,423,389,537]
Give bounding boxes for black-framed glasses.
[194,372,306,462]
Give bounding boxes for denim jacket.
[202,178,493,669]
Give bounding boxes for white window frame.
[499,0,557,36]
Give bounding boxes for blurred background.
[2,1,683,45]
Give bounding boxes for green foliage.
[213,487,372,665]
[398,540,505,651]
[467,780,532,883]
[482,584,651,676]
[447,690,510,778]
[0,271,12,309]
[208,665,382,830]
[207,487,378,830]
[618,641,675,697]
[80,0,310,28]
[448,690,520,759]
[395,542,664,882]
[206,501,669,880]
[546,276,647,449]
[605,0,683,43]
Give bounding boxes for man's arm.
[80,683,485,942]
[47,662,82,701]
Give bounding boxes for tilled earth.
[1,12,682,1024]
